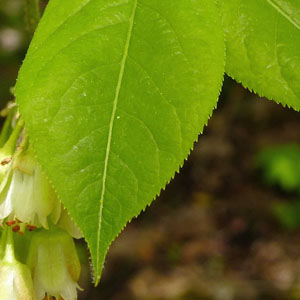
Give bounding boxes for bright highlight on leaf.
[15,0,225,283]
[218,0,300,110]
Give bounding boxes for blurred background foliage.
[257,145,300,231]
[1,1,300,299]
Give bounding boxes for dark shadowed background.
[1,1,300,299]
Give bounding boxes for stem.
[0,105,16,148]
[0,228,8,259]
[24,0,41,35]
[3,118,25,156]
[3,227,15,263]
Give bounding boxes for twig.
[23,0,41,35]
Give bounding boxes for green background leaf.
[15,0,224,282]
[218,0,300,110]
[257,144,300,193]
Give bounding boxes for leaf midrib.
[95,0,139,282]
[266,0,300,31]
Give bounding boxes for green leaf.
[218,0,300,110]
[15,0,224,282]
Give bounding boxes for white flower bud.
[27,228,81,300]
[0,227,35,300]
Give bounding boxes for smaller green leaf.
[218,0,300,110]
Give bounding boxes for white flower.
[0,144,61,228]
[27,228,81,300]
[0,260,35,300]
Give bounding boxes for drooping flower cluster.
[0,107,83,300]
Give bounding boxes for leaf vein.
[266,0,300,31]
[274,15,299,99]
[138,2,194,71]
[128,55,183,156]
[96,0,139,281]
[30,0,130,56]
[118,108,161,172]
